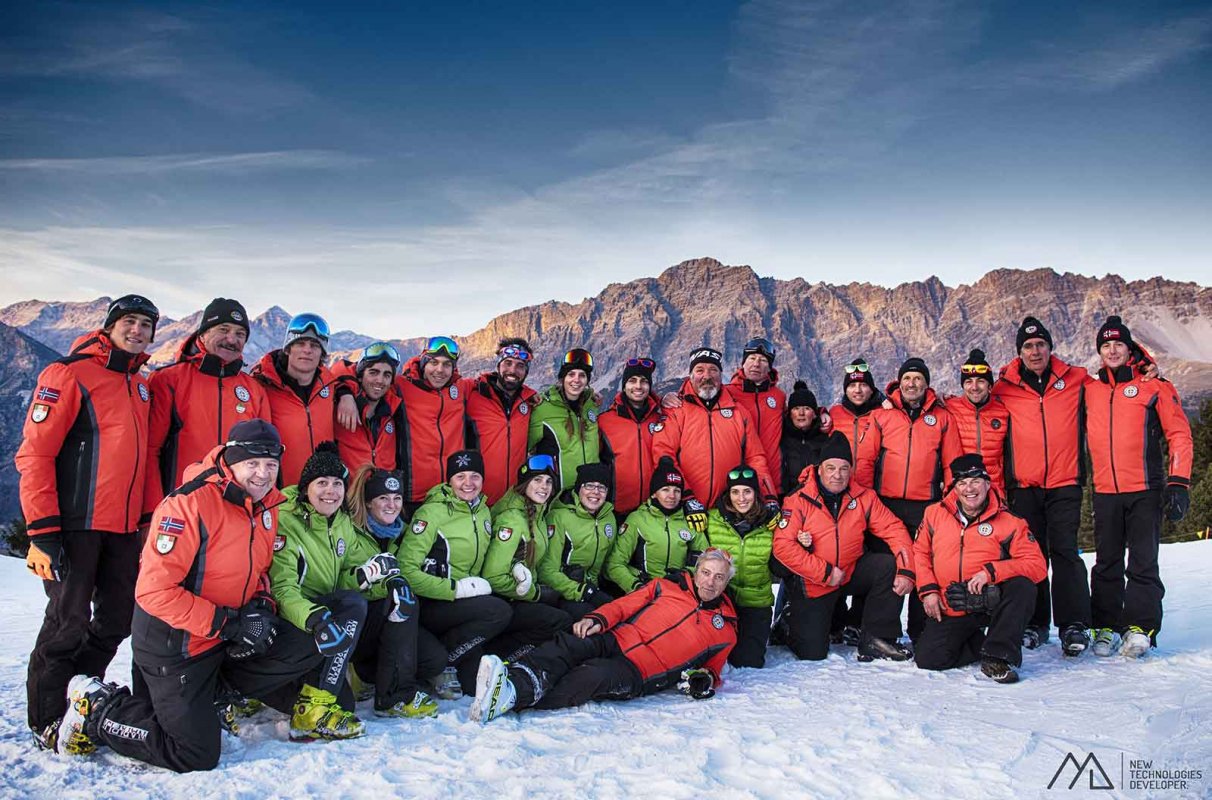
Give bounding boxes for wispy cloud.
[0,7,311,114]
[0,150,367,175]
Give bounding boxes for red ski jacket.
[774,466,915,598]
[992,356,1088,490]
[828,402,881,489]
[866,388,962,502]
[465,373,537,505]
[250,351,338,486]
[17,331,151,536]
[131,445,285,661]
[724,369,786,491]
[585,570,737,688]
[329,359,402,473]
[1084,366,1192,494]
[143,335,269,514]
[393,357,469,502]
[914,487,1046,616]
[599,394,663,515]
[944,394,1010,492]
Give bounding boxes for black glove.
[221,598,280,659]
[1163,485,1189,522]
[354,552,400,591]
[581,583,613,608]
[677,668,715,700]
[307,609,349,655]
[386,577,416,623]
[683,498,708,533]
[944,581,1002,614]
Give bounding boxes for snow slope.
[1,544,1210,800]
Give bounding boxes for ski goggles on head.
[423,336,459,361]
[701,547,735,567]
[563,348,593,367]
[286,313,330,344]
[626,357,655,369]
[497,345,532,363]
[743,337,776,358]
[844,363,870,374]
[728,467,756,480]
[524,454,555,473]
[360,341,401,367]
[225,439,285,459]
[960,364,992,376]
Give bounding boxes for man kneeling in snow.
[470,548,738,723]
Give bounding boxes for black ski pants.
[510,631,643,711]
[486,601,573,662]
[915,576,1036,670]
[419,595,512,694]
[351,597,447,711]
[27,530,140,731]
[729,604,772,668]
[786,552,902,661]
[1007,484,1089,632]
[1091,490,1164,636]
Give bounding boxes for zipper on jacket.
[1108,388,1119,492]
[217,373,224,453]
[958,522,966,584]
[124,373,141,531]
[707,411,717,501]
[902,418,914,499]
[1039,395,1049,486]
[241,512,257,603]
[437,391,447,479]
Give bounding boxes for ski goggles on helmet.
[563,348,593,368]
[360,341,401,369]
[844,362,870,374]
[626,357,656,369]
[728,467,757,480]
[498,344,532,363]
[960,364,992,376]
[106,294,161,327]
[423,336,459,361]
[743,337,776,359]
[286,313,330,347]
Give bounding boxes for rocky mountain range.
[1,258,1208,524]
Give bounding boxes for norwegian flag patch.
[159,517,186,533]
[36,386,61,403]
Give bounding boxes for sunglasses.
[362,341,401,366]
[498,345,532,362]
[961,364,991,376]
[728,467,756,480]
[844,363,870,374]
[424,336,459,361]
[287,312,330,343]
[564,348,593,368]
[226,440,285,459]
[626,357,655,369]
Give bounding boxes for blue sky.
[1,0,1209,338]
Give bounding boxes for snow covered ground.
[1,543,1210,800]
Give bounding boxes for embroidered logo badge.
[679,529,693,542]
[385,476,401,492]
[848,498,858,510]
[587,410,597,423]
[138,384,150,402]
[991,419,1002,430]
[498,527,513,541]
[262,510,273,529]
[766,396,777,408]
[1123,386,1139,398]
[385,421,395,434]
[35,386,61,404]
[547,524,555,538]
[154,534,177,554]
[651,422,664,433]
[450,386,459,400]
[720,408,733,419]
[1053,379,1066,391]
[30,404,50,423]
[978,523,993,536]
[519,402,529,415]
[319,386,330,398]
[923,414,937,426]
[712,614,725,630]
[604,524,614,539]
[412,519,428,535]
[235,385,251,402]
[273,534,286,552]
[336,538,346,557]
[778,518,789,529]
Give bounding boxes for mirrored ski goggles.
[225,440,285,459]
[961,364,991,376]
[361,341,401,367]
[728,468,756,480]
[626,357,655,368]
[844,363,870,374]
[423,336,459,361]
[497,345,532,362]
[524,454,556,473]
[287,313,330,343]
[744,337,775,356]
[563,348,593,367]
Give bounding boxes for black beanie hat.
[223,419,283,465]
[650,456,686,495]
[197,298,250,336]
[688,347,723,370]
[1096,315,1134,351]
[819,432,853,465]
[787,380,818,411]
[898,357,931,386]
[724,463,761,495]
[960,348,993,385]
[1016,316,1053,352]
[574,462,612,492]
[950,454,990,481]
[843,358,876,390]
[558,348,593,380]
[104,294,161,340]
[298,441,349,496]
[363,469,404,501]
[447,449,485,479]
[621,357,656,388]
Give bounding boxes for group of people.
[16,293,1193,771]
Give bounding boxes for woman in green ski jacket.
[395,449,512,695]
[270,442,385,741]
[605,456,709,595]
[705,464,780,668]
[541,462,618,618]
[528,348,600,491]
[342,464,447,718]
[482,453,573,660]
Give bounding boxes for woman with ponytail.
[528,348,601,492]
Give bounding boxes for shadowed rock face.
[1,260,1208,524]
